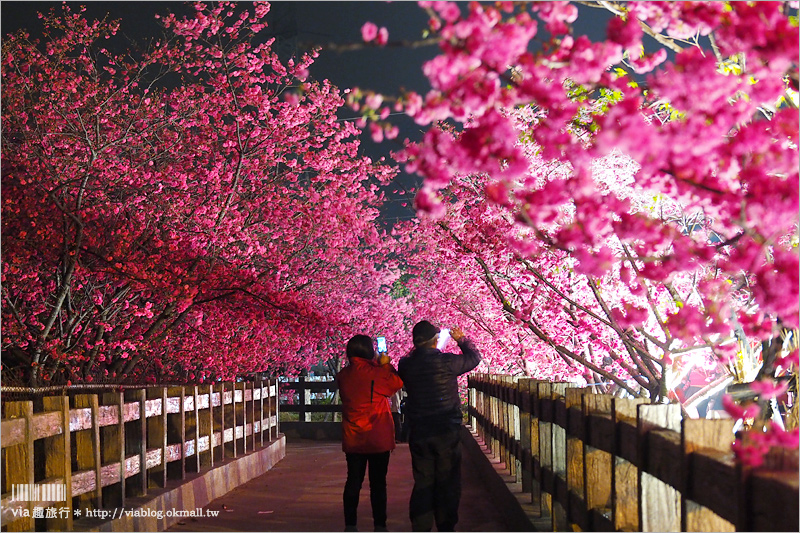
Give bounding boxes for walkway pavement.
[167,436,527,532]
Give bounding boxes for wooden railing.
[1,380,279,531]
[279,377,341,440]
[279,376,340,421]
[467,374,799,532]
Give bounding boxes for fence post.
[271,379,280,441]
[550,382,572,531]
[4,401,34,532]
[536,381,553,523]
[528,380,542,516]
[300,376,311,423]
[223,383,232,458]
[257,380,265,447]
[212,383,223,464]
[232,382,239,456]
[239,382,247,454]
[507,376,520,480]
[166,386,186,480]
[188,385,201,473]
[498,376,508,471]
[681,418,736,531]
[612,397,646,531]
[248,381,256,452]
[482,374,490,445]
[131,388,148,497]
[242,381,250,453]
[505,376,514,475]
[198,384,213,469]
[266,379,274,442]
[240,382,248,455]
[518,378,533,492]
[146,387,168,489]
[221,382,232,459]
[638,403,682,532]
[228,382,238,458]
[42,395,73,531]
[583,393,614,530]
[494,375,500,462]
[176,386,187,479]
[473,375,485,443]
[467,376,474,430]
[566,387,589,530]
[487,376,496,458]
[75,393,102,511]
[100,390,125,509]
[513,378,522,484]
[213,384,221,464]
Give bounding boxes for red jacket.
[337,357,403,454]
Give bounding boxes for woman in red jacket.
[337,335,403,532]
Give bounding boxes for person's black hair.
[346,334,375,360]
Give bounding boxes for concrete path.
[166,436,525,532]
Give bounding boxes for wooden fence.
[0,380,279,531]
[279,376,340,421]
[468,374,799,532]
[279,377,341,440]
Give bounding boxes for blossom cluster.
[395,1,798,340]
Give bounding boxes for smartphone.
[376,336,387,353]
[436,329,450,350]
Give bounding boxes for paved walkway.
[167,437,524,532]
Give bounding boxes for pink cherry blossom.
[607,14,643,55]
[749,379,790,400]
[369,122,384,143]
[722,395,761,420]
[376,27,389,46]
[361,21,378,42]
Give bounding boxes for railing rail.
[467,373,799,532]
[1,380,279,531]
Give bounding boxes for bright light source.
[436,329,450,350]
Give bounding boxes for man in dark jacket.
[397,321,482,532]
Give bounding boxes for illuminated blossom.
[722,395,761,420]
[361,21,378,42]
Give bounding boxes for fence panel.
[466,374,798,532]
[278,377,341,440]
[0,380,279,531]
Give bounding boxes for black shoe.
[344,526,358,532]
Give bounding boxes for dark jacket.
[337,356,403,454]
[397,339,482,427]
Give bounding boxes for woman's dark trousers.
[344,451,391,529]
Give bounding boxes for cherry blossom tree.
[2,0,797,468]
[395,150,765,403]
[1,2,410,386]
[354,1,798,464]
